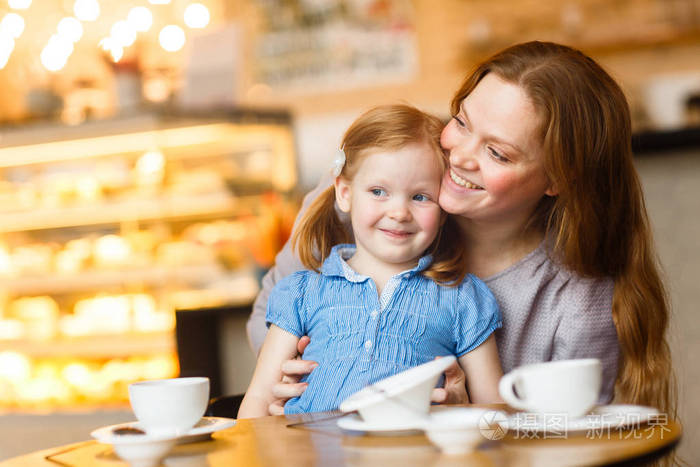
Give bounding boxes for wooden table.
[0,405,681,467]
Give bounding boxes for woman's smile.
[448,168,484,190]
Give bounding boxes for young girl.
[238,105,503,417]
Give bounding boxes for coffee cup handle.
[498,371,529,411]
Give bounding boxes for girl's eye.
[413,194,430,202]
[371,188,386,197]
[452,115,466,128]
[488,147,509,163]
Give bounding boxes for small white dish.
[339,356,456,427]
[499,404,660,434]
[337,413,423,435]
[91,417,236,466]
[422,407,497,455]
[91,429,177,467]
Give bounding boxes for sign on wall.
[253,0,417,93]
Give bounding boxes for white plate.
[91,416,237,445]
[337,413,424,435]
[499,404,660,434]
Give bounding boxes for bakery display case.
[0,109,298,410]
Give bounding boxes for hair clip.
[332,147,346,177]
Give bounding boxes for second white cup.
[498,359,602,418]
[128,377,210,436]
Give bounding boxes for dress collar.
[319,244,433,282]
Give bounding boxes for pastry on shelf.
[93,234,134,268]
[134,150,166,187]
[0,319,25,340]
[167,169,226,195]
[55,238,93,274]
[11,244,55,275]
[155,240,216,267]
[131,293,174,333]
[7,296,59,341]
[0,244,13,276]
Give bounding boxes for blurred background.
[0,0,698,464]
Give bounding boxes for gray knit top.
[246,176,619,404]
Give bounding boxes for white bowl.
[422,408,496,455]
[129,377,209,436]
[91,426,178,467]
[111,438,178,467]
[339,356,456,426]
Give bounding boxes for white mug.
[129,377,210,436]
[498,359,602,418]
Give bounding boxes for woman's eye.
[413,194,430,202]
[371,188,386,197]
[452,115,466,128]
[488,147,509,162]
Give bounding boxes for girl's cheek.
[421,207,442,233]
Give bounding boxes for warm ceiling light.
[1,13,25,38]
[40,46,67,72]
[57,17,83,43]
[8,0,31,10]
[127,6,153,32]
[98,36,112,51]
[99,36,124,62]
[73,0,100,22]
[184,3,209,29]
[158,24,185,52]
[109,44,124,62]
[149,0,171,4]
[40,34,73,71]
[110,20,136,47]
[0,37,14,70]
[47,34,74,56]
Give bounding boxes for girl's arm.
[457,334,504,404]
[238,325,301,418]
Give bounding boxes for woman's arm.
[238,325,301,418]
[458,334,503,404]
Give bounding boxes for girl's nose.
[388,202,411,222]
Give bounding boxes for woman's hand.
[430,359,470,404]
[267,336,318,415]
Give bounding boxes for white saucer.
[337,413,423,435]
[499,404,660,434]
[91,416,237,444]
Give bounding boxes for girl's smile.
[379,228,414,238]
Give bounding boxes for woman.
[246,41,675,417]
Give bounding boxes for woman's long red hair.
[451,41,675,416]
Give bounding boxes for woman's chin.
[438,193,470,217]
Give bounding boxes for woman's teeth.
[450,169,483,190]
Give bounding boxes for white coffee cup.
[498,359,602,418]
[128,377,210,436]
